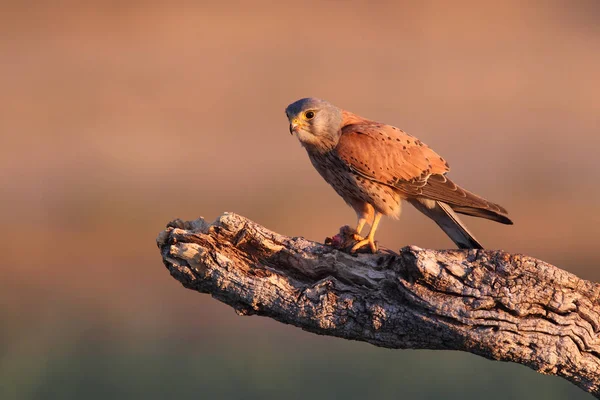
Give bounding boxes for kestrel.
[285,97,512,253]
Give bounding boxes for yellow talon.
[351,233,364,242]
[351,238,378,253]
[350,211,382,253]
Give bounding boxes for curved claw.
[351,238,378,253]
[351,233,364,242]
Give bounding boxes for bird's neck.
[301,137,337,155]
[297,125,341,155]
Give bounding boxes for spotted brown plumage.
[285,97,513,253]
[336,112,511,223]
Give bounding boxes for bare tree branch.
[157,213,600,397]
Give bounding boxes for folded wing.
[334,114,512,224]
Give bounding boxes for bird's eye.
[305,111,315,120]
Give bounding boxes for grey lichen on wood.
[157,212,600,397]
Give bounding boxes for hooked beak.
[289,118,306,135]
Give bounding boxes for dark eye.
[305,111,315,120]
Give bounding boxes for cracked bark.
[157,212,600,397]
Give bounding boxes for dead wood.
[157,212,600,397]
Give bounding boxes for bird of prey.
[285,97,512,253]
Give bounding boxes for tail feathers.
[409,199,484,249]
[451,205,513,225]
[417,175,512,225]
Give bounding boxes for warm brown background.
[1,1,599,399]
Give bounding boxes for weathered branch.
[157,213,600,397]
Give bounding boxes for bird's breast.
[307,151,402,217]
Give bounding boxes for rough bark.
[157,212,600,397]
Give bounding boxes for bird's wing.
[334,113,509,216]
[335,115,449,190]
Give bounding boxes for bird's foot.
[351,232,364,241]
[351,237,378,253]
[325,226,377,253]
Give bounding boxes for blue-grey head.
[285,97,344,152]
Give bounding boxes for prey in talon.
[285,97,513,253]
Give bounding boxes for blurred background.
[1,0,599,398]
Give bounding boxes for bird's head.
[285,97,343,152]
